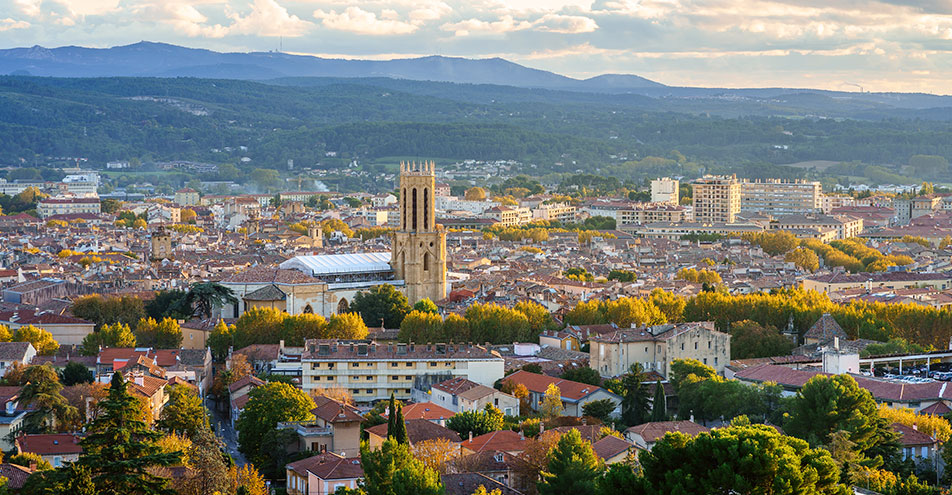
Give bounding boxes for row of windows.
[310,361,455,370]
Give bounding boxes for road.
[208,396,248,466]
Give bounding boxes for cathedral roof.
[243,284,286,301]
[279,252,392,277]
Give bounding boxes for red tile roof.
[624,421,709,444]
[365,419,461,445]
[228,375,266,394]
[592,434,634,460]
[459,430,526,453]
[892,423,935,446]
[399,402,456,421]
[502,370,608,402]
[16,434,83,455]
[287,452,364,480]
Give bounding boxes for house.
[0,387,27,451]
[459,430,526,455]
[15,433,83,467]
[441,473,524,495]
[395,402,456,427]
[448,449,530,491]
[229,375,266,425]
[126,373,170,422]
[592,435,637,464]
[502,371,621,418]
[589,321,731,378]
[278,395,363,457]
[431,377,520,417]
[365,419,461,448]
[802,313,849,346]
[0,310,94,346]
[538,330,580,351]
[0,342,36,373]
[893,423,936,462]
[624,421,710,450]
[286,452,363,495]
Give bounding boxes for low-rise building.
[589,322,731,378]
[485,206,532,227]
[532,203,577,223]
[624,420,710,450]
[803,272,952,293]
[278,395,363,457]
[15,434,82,468]
[430,377,520,416]
[769,214,863,240]
[502,370,621,418]
[37,197,101,218]
[286,452,363,495]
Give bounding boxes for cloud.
[228,0,312,37]
[441,15,532,36]
[0,17,30,31]
[313,6,420,35]
[534,13,598,33]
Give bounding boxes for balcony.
[276,421,333,437]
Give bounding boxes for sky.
[1,0,951,93]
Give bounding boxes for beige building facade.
[589,322,731,378]
[692,175,741,224]
[740,179,822,215]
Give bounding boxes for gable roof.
[892,423,935,446]
[803,313,848,342]
[624,421,710,444]
[459,430,526,454]
[441,473,524,495]
[432,377,497,402]
[503,370,615,403]
[311,395,363,423]
[287,452,364,480]
[0,463,32,489]
[16,434,83,455]
[400,402,456,421]
[365,419,461,445]
[0,342,34,361]
[228,375,266,394]
[592,434,635,461]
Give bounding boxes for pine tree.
[538,429,604,495]
[78,372,182,495]
[394,404,409,445]
[650,380,667,422]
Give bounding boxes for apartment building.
[589,322,731,378]
[821,194,856,213]
[532,203,577,223]
[769,214,863,240]
[692,175,740,224]
[485,206,532,227]
[300,340,505,405]
[651,178,679,204]
[618,203,689,227]
[37,197,101,218]
[740,179,821,215]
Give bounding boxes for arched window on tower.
[423,187,429,230]
[402,188,407,230]
[412,188,418,231]
[337,298,349,314]
[303,304,314,314]
[423,252,430,272]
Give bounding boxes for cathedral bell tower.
[391,160,447,303]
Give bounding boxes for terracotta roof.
[459,430,526,453]
[432,377,497,401]
[365,419,461,445]
[624,421,710,444]
[441,473,523,495]
[919,402,952,416]
[592,434,635,460]
[549,425,603,444]
[228,375,266,394]
[400,402,456,421]
[892,423,935,446]
[221,266,318,285]
[0,342,33,361]
[311,396,363,423]
[287,452,364,480]
[0,463,32,489]
[16,434,83,455]
[803,313,848,342]
[503,370,612,402]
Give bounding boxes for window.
[703,358,707,365]
[694,342,698,350]
[714,357,718,365]
[430,362,438,367]
[681,343,684,351]
[328,363,335,369]
[708,341,711,349]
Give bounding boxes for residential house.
[0,310,94,346]
[0,387,26,451]
[592,434,638,464]
[502,371,621,418]
[459,430,527,456]
[365,419,461,449]
[589,322,731,378]
[0,342,36,373]
[893,423,937,462]
[15,433,83,468]
[441,473,524,495]
[229,375,266,425]
[278,395,363,457]
[286,452,363,495]
[624,421,710,451]
[431,377,520,417]
[397,402,456,427]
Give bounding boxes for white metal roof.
[279,252,392,276]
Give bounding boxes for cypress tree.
[651,379,667,422]
[387,393,397,440]
[78,372,182,495]
[394,404,409,445]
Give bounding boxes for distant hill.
[0,41,664,92]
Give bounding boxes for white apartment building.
[692,175,741,224]
[651,178,680,204]
[740,179,821,215]
[485,206,532,226]
[37,197,102,218]
[532,203,577,223]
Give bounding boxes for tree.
[515,431,563,495]
[650,380,667,422]
[21,461,97,495]
[78,373,181,494]
[393,404,409,445]
[250,168,280,191]
[729,320,795,359]
[785,374,900,468]
[620,364,651,427]
[540,384,564,419]
[594,462,641,495]
[71,295,146,330]
[742,231,800,256]
[229,464,268,495]
[156,384,208,439]
[464,187,487,201]
[607,269,637,282]
[466,303,532,344]
[180,424,230,495]
[786,247,821,272]
[19,364,78,433]
[413,438,459,474]
[582,399,616,422]
[350,284,412,329]
[446,405,504,438]
[81,322,137,355]
[0,325,11,342]
[537,429,604,495]
[561,367,601,386]
[399,310,444,343]
[144,290,188,320]
[640,424,847,494]
[360,438,443,495]
[178,282,237,320]
[669,358,717,391]
[501,381,531,415]
[236,382,315,471]
[60,361,94,386]
[13,325,59,355]
[413,298,439,314]
[10,452,52,470]
[134,317,183,349]
[328,312,370,339]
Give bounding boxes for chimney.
[539,423,544,433]
[834,337,840,351]
[469,431,473,442]
[29,462,37,472]
[913,424,918,431]
[690,414,695,423]
[135,375,144,386]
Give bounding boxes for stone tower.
[151,226,173,261]
[391,160,447,304]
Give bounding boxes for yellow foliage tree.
[878,405,951,443]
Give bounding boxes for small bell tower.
[391,160,447,303]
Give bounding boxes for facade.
[485,206,532,226]
[301,340,504,405]
[502,371,622,418]
[651,178,679,204]
[629,222,763,239]
[532,203,577,223]
[15,434,82,468]
[692,175,740,224]
[173,188,200,206]
[618,204,689,226]
[430,377,520,416]
[150,226,173,260]
[286,453,363,495]
[802,272,952,293]
[769,214,863,240]
[740,179,821,215]
[0,343,36,373]
[278,395,363,457]
[589,322,730,378]
[37,197,101,218]
[391,161,449,304]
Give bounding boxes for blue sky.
[2,0,951,93]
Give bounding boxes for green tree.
[134,317,183,349]
[21,462,97,495]
[538,429,604,495]
[393,404,409,445]
[785,374,900,469]
[14,325,59,355]
[19,364,78,433]
[78,372,181,494]
[350,284,412,328]
[398,310,444,343]
[466,303,532,344]
[156,384,209,439]
[71,295,146,330]
[413,298,439,314]
[729,320,795,359]
[446,405,504,438]
[60,361,94,386]
[594,463,641,495]
[620,364,651,427]
[581,399,616,423]
[81,322,137,355]
[561,367,601,386]
[360,438,444,495]
[328,312,370,339]
[650,380,667,422]
[178,282,238,320]
[640,424,847,494]
[669,359,717,391]
[236,382,315,471]
[10,452,52,470]
[144,290,188,320]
